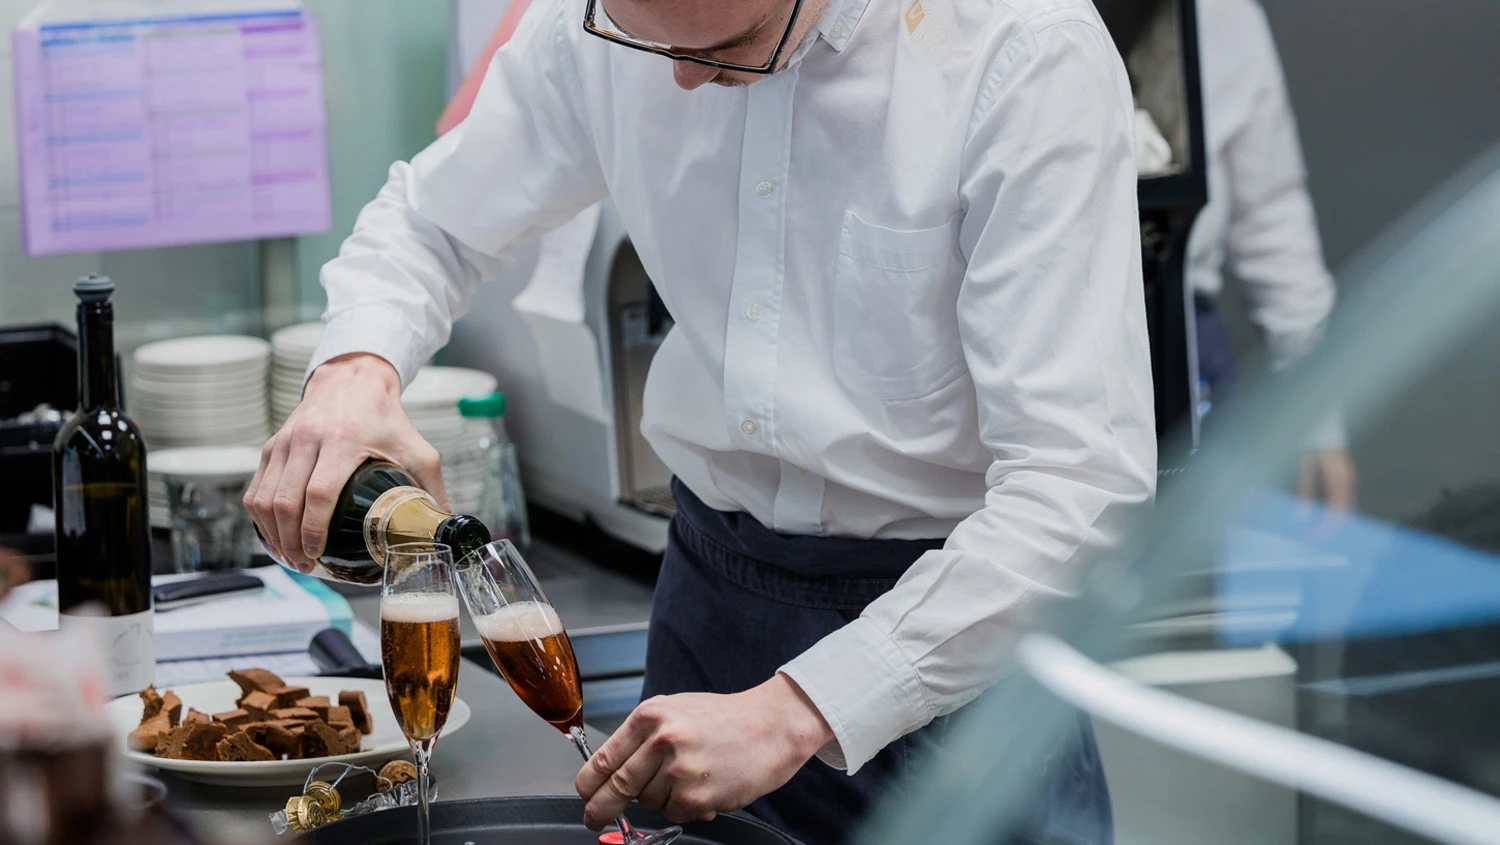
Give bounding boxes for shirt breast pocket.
[832,211,966,401]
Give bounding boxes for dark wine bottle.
[52,275,154,697]
[292,460,491,585]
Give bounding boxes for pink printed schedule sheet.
[12,7,331,256]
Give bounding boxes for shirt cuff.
[304,305,432,392]
[778,616,933,776]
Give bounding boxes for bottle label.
[60,610,154,697]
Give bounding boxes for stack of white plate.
[147,446,263,533]
[402,366,498,515]
[130,336,270,529]
[130,336,271,449]
[270,322,325,427]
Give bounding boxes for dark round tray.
[298,796,802,845]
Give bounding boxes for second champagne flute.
[456,540,682,845]
[381,542,462,845]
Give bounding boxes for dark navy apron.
[642,479,1112,845]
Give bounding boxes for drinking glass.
[381,542,462,845]
[456,540,681,844]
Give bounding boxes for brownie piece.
[271,686,311,708]
[228,669,285,697]
[215,732,276,762]
[325,705,352,725]
[213,709,251,730]
[127,713,172,753]
[241,722,300,758]
[294,696,332,720]
[240,690,277,722]
[184,708,211,724]
[337,725,362,751]
[327,720,354,734]
[272,707,318,722]
[157,722,228,761]
[139,686,165,722]
[377,760,417,791]
[300,720,357,758]
[160,691,183,726]
[339,691,374,735]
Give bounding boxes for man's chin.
[712,75,752,88]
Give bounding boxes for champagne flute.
[456,540,682,845]
[381,542,462,845]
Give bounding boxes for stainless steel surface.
[159,585,608,842]
[158,653,584,843]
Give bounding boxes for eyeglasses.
[583,0,807,75]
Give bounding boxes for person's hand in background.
[243,353,446,572]
[0,547,28,600]
[1299,447,1359,513]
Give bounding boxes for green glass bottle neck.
[435,514,493,565]
[77,302,119,410]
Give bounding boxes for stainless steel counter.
[156,536,655,842]
[161,594,593,843]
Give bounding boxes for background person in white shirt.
[1190,0,1357,508]
[244,0,1153,840]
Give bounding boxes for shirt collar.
[815,0,872,52]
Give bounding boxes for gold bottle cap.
[285,795,330,832]
[306,781,343,815]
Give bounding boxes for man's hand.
[0,547,28,600]
[1297,448,1359,513]
[575,674,834,828]
[243,353,446,572]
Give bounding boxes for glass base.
[623,826,683,845]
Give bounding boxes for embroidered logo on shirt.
[903,0,972,58]
[904,0,927,34]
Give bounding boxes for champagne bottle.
[52,275,154,698]
[290,460,491,584]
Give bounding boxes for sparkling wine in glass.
[381,542,462,845]
[458,540,682,845]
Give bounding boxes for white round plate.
[131,402,268,420]
[270,323,324,354]
[148,446,263,482]
[140,419,269,439]
[106,676,471,787]
[134,336,271,372]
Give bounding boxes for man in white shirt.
[1189,0,1356,507]
[244,0,1154,841]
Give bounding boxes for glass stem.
[413,738,435,845]
[571,726,643,843]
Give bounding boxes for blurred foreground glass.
[852,143,1500,844]
[381,543,461,845]
[457,540,682,844]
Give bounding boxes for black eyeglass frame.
[583,0,808,75]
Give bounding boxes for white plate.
[148,446,263,482]
[270,323,325,355]
[107,676,472,787]
[134,336,272,372]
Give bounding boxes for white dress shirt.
[311,0,1156,773]
[1188,0,1336,369]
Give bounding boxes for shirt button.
[745,302,764,321]
[755,181,774,198]
[830,24,844,38]
[740,419,759,436]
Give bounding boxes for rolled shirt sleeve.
[781,18,1157,773]
[307,1,607,387]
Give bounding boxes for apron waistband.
[669,478,946,611]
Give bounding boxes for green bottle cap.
[458,392,506,418]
